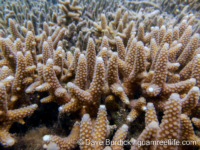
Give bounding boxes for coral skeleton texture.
[0,0,200,149]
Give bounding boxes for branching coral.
[59,0,82,25]
[79,105,107,150]
[61,56,105,116]
[0,83,37,147]
[0,0,200,149]
[43,121,80,150]
[36,58,70,104]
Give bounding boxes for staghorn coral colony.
[0,0,200,149]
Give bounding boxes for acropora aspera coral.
[0,0,200,149]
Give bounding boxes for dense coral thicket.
[0,0,200,150]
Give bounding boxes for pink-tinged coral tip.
[149,121,159,128]
[174,63,180,67]
[6,137,15,146]
[192,118,198,122]
[100,105,106,109]
[58,106,63,111]
[142,106,147,111]
[17,51,23,55]
[190,78,196,83]
[46,142,60,150]
[47,58,53,63]
[102,47,107,51]
[80,54,84,57]
[96,57,103,62]
[30,104,38,109]
[67,82,73,88]
[2,66,8,69]
[43,135,50,142]
[122,124,128,130]
[82,114,90,121]
[147,87,154,92]
[191,86,199,91]
[170,93,180,99]
[147,103,154,107]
